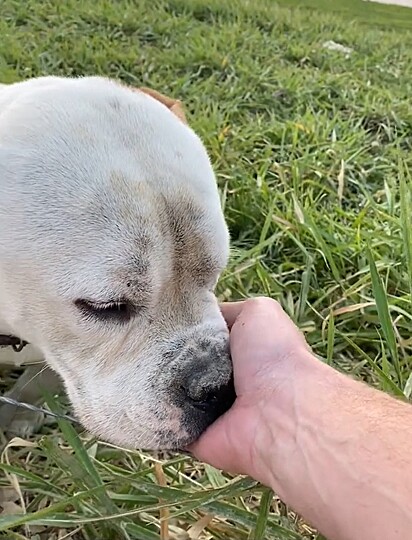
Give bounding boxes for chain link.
[0,334,79,425]
[0,395,79,425]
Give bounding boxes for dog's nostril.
[183,387,219,412]
[182,378,236,418]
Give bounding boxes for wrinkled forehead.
[114,183,229,277]
[56,179,229,302]
[157,190,229,280]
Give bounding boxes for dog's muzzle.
[162,333,236,443]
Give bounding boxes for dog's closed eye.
[74,299,135,323]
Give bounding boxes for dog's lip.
[137,440,194,453]
[176,449,194,457]
[154,431,201,452]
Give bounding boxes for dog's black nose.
[182,376,236,421]
[167,335,236,439]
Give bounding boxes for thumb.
[188,404,252,476]
[219,301,246,329]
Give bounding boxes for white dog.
[0,76,235,450]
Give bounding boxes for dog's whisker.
[18,364,49,393]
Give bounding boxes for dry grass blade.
[154,462,170,540]
[187,513,214,539]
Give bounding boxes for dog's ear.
[138,87,187,124]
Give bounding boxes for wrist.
[251,350,346,488]
[249,352,412,540]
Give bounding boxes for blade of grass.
[42,393,129,538]
[366,247,402,386]
[297,257,312,322]
[0,485,109,532]
[304,214,341,282]
[252,488,274,540]
[404,370,412,399]
[380,343,393,394]
[340,334,405,397]
[0,463,67,497]
[399,159,412,305]
[326,312,335,366]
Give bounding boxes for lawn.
[1,0,412,538]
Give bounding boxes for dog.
[0,76,235,450]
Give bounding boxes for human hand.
[192,298,412,540]
[189,297,311,483]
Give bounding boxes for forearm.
[257,353,412,540]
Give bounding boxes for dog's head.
[0,76,234,449]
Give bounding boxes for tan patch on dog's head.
[160,196,218,286]
[137,87,187,124]
[110,80,187,123]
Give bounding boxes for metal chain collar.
[0,395,80,424]
[0,334,28,353]
[0,334,79,425]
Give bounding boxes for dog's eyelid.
[75,298,128,309]
[89,300,124,309]
[74,298,143,323]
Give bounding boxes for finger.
[229,297,309,365]
[189,418,234,470]
[219,301,246,329]
[230,297,284,341]
[188,408,247,475]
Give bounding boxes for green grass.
[1,0,412,538]
[277,0,412,29]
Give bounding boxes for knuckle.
[246,296,281,312]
